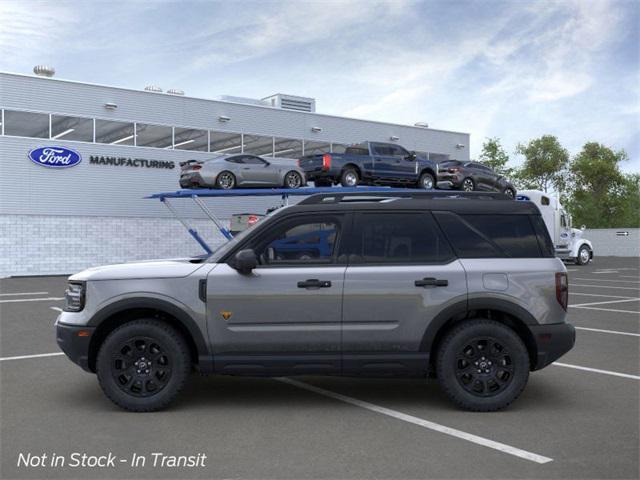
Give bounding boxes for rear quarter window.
[434,212,543,258]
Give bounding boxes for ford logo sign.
[28,146,82,168]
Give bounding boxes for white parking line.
[620,275,640,279]
[574,278,640,284]
[553,362,640,380]
[570,284,640,291]
[0,291,49,296]
[0,352,64,362]
[277,378,553,464]
[570,292,637,299]
[50,307,63,312]
[575,326,640,337]
[593,271,619,274]
[570,298,640,308]
[571,305,640,314]
[0,297,64,304]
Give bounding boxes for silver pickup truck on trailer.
[56,190,575,412]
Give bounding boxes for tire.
[576,245,591,265]
[461,177,475,192]
[418,172,435,190]
[284,171,303,189]
[96,319,191,412]
[503,187,516,198]
[216,171,236,189]
[436,319,529,412]
[340,168,359,187]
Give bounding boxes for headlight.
[64,282,85,312]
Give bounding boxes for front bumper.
[530,322,576,370]
[55,319,95,372]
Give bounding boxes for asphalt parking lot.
[1,257,638,480]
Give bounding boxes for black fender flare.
[419,297,538,354]
[88,297,212,372]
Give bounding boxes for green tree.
[566,142,638,228]
[479,137,513,176]
[516,135,569,193]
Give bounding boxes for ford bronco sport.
[56,191,575,412]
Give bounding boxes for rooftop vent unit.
[144,85,163,93]
[167,89,184,96]
[262,94,316,113]
[217,95,270,107]
[414,122,429,128]
[33,65,55,77]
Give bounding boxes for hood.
[69,258,208,281]
[571,228,584,239]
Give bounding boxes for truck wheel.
[96,319,191,412]
[436,319,529,412]
[340,168,359,187]
[216,171,236,189]
[418,172,435,190]
[576,245,591,265]
[462,177,475,191]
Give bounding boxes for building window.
[173,127,208,151]
[273,137,303,159]
[51,114,93,142]
[210,131,243,154]
[95,119,135,145]
[303,140,331,155]
[243,134,274,156]
[135,123,173,148]
[3,110,49,138]
[429,153,450,163]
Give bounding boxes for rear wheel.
[576,245,591,265]
[340,168,359,187]
[436,319,529,411]
[284,171,303,189]
[216,171,236,189]
[461,177,475,192]
[418,172,435,190]
[503,187,516,198]
[96,319,191,412]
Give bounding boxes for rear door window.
[434,212,502,258]
[348,212,454,264]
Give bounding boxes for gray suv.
[56,191,575,412]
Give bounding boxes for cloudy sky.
[1,0,638,171]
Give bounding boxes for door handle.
[415,277,448,287]
[242,167,251,170]
[297,279,332,288]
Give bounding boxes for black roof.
[284,191,539,215]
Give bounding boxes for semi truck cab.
[517,190,594,265]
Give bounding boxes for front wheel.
[418,172,435,190]
[436,319,529,411]
[284,171,303,189]
[576,245,591,265]
[503,187,516,198]
[96,319,191,412]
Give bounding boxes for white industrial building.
[0,69,470,277]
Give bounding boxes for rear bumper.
[55,319,95,372]
[530,322,576,370]
[179,172,208,188]
[436,174,463,189]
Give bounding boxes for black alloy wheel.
[284,171,303,189]
[216,171,236,189]
[462,177,475,191]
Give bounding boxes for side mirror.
[581,225,586,231]
[408,151,417,161]
[232,249,258,274]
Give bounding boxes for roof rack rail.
[298,190,510,205]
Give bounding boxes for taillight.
[297,159,301,167]
[192,165,202,171]
[247,215,259,226]
[448,167,460,173]
[556,272,568,311]
[322,153,332,171]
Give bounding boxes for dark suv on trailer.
[56,191,574,412]
[438,160,516,197]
